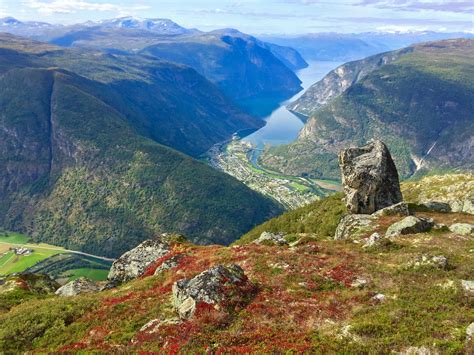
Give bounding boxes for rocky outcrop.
[408,255,448,270]
[55,277,101,297]
[0,274,58,295]
[385,216,434,237]
[339,140,403,215]
[335,214,377,240]
[108,236,172,284]
[253,232,288,246]
[449,223,474,236]
[172,264,256,319]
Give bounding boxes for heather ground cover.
[0,203,472,353]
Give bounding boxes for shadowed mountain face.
[260,39,474,180]
[0,17,305,103]
[0,34,283,257]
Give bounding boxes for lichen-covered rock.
[55,277,101,297]
[339,140,403,214]
[172,264,256,319]
[0,274,58,295]
[449,223,474,236]
[408,255,448,270]
[335,214,376,240]
[385,216,434,238]
[154,254,183,275]
[461,280,474,296]
[253,231,288,246]
[373,202,410,217]
[362,232,383,248]
[108,236,172,284]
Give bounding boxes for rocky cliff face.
[261,39,474,180]
[287,47,412,117]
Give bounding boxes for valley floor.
[204,139,340,209]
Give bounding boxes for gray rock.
[55,277,100,297]
[351,277,369,289]
[339,140,403,214]
[385,216,434,238]
[467,322,474,342]
[372,293,386,302]
[449,223,474,236]
[461,280,474,296]
[108,237,171,284]
[253,231,288,246]
[373,202,410,217]
[335,214,376,240]
[420,201,452,213]
[154,254,183,275]
[172,264,255,319]
[409,255,448,270]
[401,346,439,355]
[362,232,383,248]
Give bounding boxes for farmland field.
[0,232,111,281]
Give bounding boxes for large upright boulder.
[339,140,403,214]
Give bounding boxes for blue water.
[242,61,342,148]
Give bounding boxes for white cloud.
[24,0,150,15]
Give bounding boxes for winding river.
[242,61,342,148]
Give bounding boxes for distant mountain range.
[0,34,283,257]
[260,39,474,179]
[259,31,473,62]
[0,17,306,105]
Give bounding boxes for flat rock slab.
[449,223,474,236]
[385,216,434,238]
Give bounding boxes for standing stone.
[339,140,403,214]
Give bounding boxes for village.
[205,139,327,209]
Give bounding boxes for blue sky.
[1,0,473,34]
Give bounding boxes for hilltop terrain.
[0,34,282,257]
[260,39,474,179]
[0,172,472,353]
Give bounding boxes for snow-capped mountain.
[90,17,196,35]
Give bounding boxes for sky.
[1,0,472,34]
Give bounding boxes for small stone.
[461,280,474,295]
[385,216,434,238]
[362,232,383,248]
[401,346,439,355]
[409,255,448,270]
[339,140,403,214]
[154,254,183,275]
[253,231,288,246]
[372,293,386,302]
[351,277,369,289]
[55,277,100,297]
[449,223,474,236]
[373,202,410,217]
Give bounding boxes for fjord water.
[243,61,342,147]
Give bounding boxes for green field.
[61,268,109,281]
[0,232,110,281]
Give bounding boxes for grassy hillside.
[0,35,283,257]
[0,189,472,352]
[261,39,474,180]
